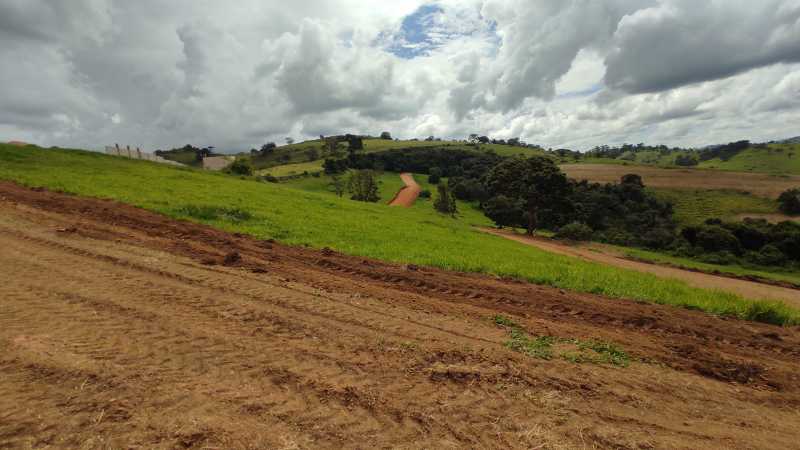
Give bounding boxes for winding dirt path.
[2,182,800,449]
[388,172,421,207]
[482,228,800,306]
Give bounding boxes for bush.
[778,188,800,215]
[419,189,432,199]
[555,222,593,241]
[227,158,254,176]
[696,251,737,266]
[695,226,741,255]
[745,245,786,266]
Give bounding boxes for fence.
[104,144,184,166]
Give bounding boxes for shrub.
[695,226,741,255]
[227,158,254,176]
[745,245,786,266]
[419,189,432,199]
[555,222,593,241]
[696,251,737,265]
[778,188,800,215]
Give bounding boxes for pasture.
[2,143,796,325]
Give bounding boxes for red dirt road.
[388,173,421,207]
[2,182,800,449]
[483,228,800,307]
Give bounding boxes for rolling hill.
[1,142,796,325]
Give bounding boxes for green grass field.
[698,144,800,175]
[619,247,800,287]
[258,160,324,177]
[283,171,493,227]
[1,143,798,326]
[652,189,781,225]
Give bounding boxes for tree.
[478,135,490,144]
[485,156,571,235]
[675,154,698,166]
[433,183,458,216]
[306,148,319,161]
[260,142,277,155]
[620,173,644,188]
[347,135,364,152]
[380,131,392,140]
[778,188,800,215]
[483,195,523,228]
[347,170,380,202]
[329,174,345,197]
[468,134,479,144]
[428,167,442,184]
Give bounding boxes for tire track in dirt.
[388,173,421,207]
[2,181,800,449]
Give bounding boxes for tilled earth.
[1,181,799,449]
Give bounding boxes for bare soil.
[388,173,421,207]
[561,163,800,198]
[483,229,800,307]
[201,156,232,171]
[2,181,800,449]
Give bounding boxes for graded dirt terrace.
[561,163,800,198]
[1,182,800,449]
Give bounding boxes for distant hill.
[245,138,545,172]
[571,140,800,176]
[697,143,800,175]
[776,136,800,144]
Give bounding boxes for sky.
[1,0,799,152]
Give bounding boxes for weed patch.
[177,205,253,222]
[495,317,631,367]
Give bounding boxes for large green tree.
[347,170,380,202]
[485,156,571,235]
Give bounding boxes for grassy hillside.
[572,143,800,176]
[248,138,544,172]
[1,143,797,325]
[652,189,782,225]
[284,171,493,227]
[698,143,800,175]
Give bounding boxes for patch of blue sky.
[381,3,499,59]
[556,84,603,100]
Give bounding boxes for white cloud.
[1,0,799,152]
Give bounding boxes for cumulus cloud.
[604,0,800,93]
[1,0,799,151]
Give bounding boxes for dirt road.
[2,182,800,449]
[483,228,800,307]
[561,163,800,198]
[388,173,421,207]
